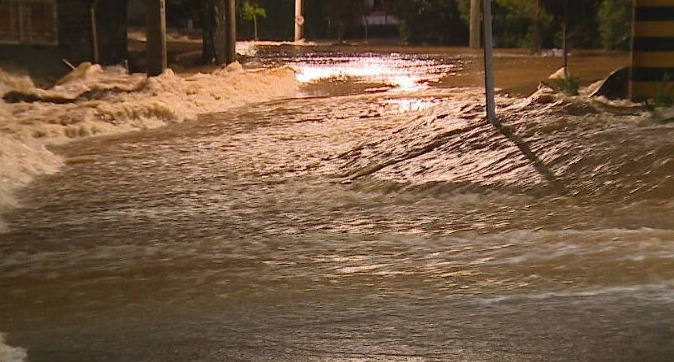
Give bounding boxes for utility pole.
[294,0,304,42]
[469,0,481,49]
[146,0,166,76]
[482,0,496,124]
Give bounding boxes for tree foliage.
[598,0,632,50]
[242,0,267,40]
[242,1,266,22]
[387,0,467,45]
[491,0,551,50]
[489,0,604,51]
[162,0,633,51]
[325,0,366,42]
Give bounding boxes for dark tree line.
[163,0,633,63]
[388,0,632,50]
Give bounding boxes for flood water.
[2,46,674,361]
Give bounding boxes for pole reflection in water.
[1,47,674,361]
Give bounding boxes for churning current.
[1,47,674,361]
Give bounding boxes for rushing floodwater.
[2,47,674,361]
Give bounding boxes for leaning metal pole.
[480,0,565,193]
[482,0,496,124]
[563,0,568,78]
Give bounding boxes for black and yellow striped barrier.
[630,0,674,100]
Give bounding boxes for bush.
[653,73,674,108]
[554,73,581,96]
[598,0,632,50]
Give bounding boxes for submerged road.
[1,49,673,361]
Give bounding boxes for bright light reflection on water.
[385,98,440,113]
[292,54,456,91]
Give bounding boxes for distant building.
[0,0,127,69]
[361,0,399,39]
[364,0,400,27]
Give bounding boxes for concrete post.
[630,0,674,100]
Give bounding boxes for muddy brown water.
[3,47,674,361]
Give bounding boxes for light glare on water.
[261,50,459,93]
[293,55,445,91]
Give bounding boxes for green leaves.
[598,0,632,50]
[242,0,267,21]
[386,0,467,45]
[554,74,581,96]
[165,0,632,49]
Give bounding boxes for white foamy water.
[0,136,61,231]
[0,334,26,362]
[0,62,298,232]
[475,284,674,305]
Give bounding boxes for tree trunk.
[201,0,216,64]
[225,0,236,64]
[253,15,258,40]
[469,0,481,49]
[338,22,346,43]
[359,0,368,43]
[532,0,542,54]
[147,0,166,76]
[214,0,227,65]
